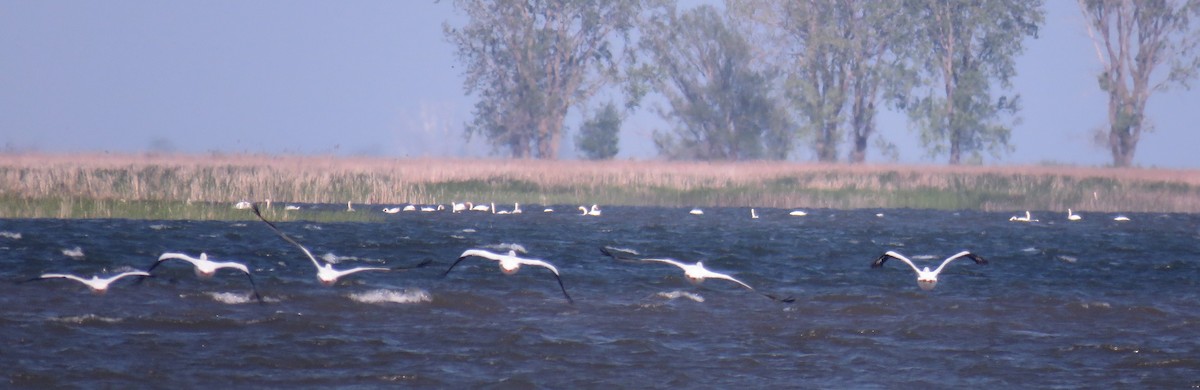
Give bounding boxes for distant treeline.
[1,153,1198,219]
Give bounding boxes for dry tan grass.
[2,152,1199,214]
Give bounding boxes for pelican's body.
[30,271,151,294]
[599,247,792,302]
[444,249,573,303]
[150,252,262,303]
[1009,211,1038,222]
[252,205,401,286]
[871,250,988,290]
[579,204,601,216]
[1067,209,1081,221]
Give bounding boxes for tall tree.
[904,0,1043,164]
[1078,0,1200,167]
[444,0,641,159]
[633,4,793,160]
[731,0,910,163]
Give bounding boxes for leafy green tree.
[633,4,793,160]
[730,0,910,163]
[444,0,642,159]
[1078,0,1200,167]
[904,0,1043,164]
[576,102,622,160]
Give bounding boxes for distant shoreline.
[2,152,1198,219]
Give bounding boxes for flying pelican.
[382,207,401,214]
[751,209,759,219]
[252,204,429,286]
[871,250,988,291]
[579,204,601,216]
[689,208,704,215]
[789,210,807,216]
[147,252,262,303]
[26,271,151,294]
[1067,209,1082,221]
[444,249,573,303]
[599,247,793,302]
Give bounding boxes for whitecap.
[149,224,170,230]
[462,228,476,233]
[1057,255,1078,263]
[62,246,84,259]
[303,224,323,231]
[52,314,122,324]
[1021,247,1039,253]
[208,292,254,305]
[656,290,705,302]
[348,288,432,304]
[0,231,22,240]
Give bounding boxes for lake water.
[1,206,1198,388]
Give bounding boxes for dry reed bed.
[2,153,1199,217]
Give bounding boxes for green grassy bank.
[2,153,1198,220]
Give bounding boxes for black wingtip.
[967,253,989,265]
[870,253,889,269]
[393,258,434,271]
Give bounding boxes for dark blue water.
[1,207,1198,388]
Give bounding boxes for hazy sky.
[2,1,1198,168]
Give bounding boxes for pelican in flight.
[148,252,262,303]
[871,250,988,291]
[252,204,429,286]
[1067,209,1082,221]
[444,249,573,303]
[26,271,151,294]
[599,247,793,302]
[579,204,601,216]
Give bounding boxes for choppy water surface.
[1,207,1198,388]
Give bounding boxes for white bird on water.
[871,250,988,291]
[443,249,573,303]
[1067,209,1082,221]
[1113,215,1131,221]
[382,207,401,214]
[252,204,429,286]
[751,209,759,219]
[579,204,602,216]
[599,247,793,302]
[789,210,808,216]
[689,208,704,215]
[147,252,262,303]
[26,271,151,294]
[1009,211,1038,222]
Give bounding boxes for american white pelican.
[871,250,988,291]
[1067,209,1082,221]
[789,210,807,216]
[689,208,704,215]
[579,204,601,216]
[1113,215,1130,221]
[382,207,401,214]
[599,247,793,302]
[148,252,262,303]
[1009,211,1038,222]
[234,201,253,210]
[750,209,759,219]
[444,249,573,303]
[252,205,428,286]
[26,271,151,294]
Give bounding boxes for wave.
[0,231,22,240]
[348,288,432,304]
